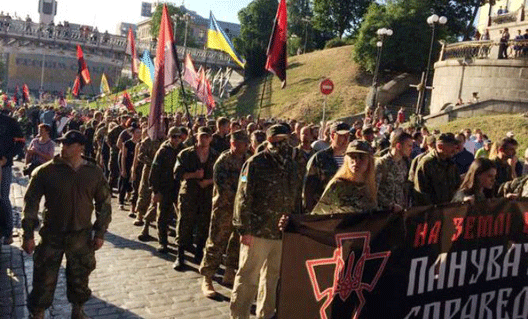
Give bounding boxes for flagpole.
[172,43,193,128]
[257,73,269,123]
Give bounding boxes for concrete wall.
[430,59,528,114]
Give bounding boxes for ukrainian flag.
[207,12,246,68]
[138,50,155,90]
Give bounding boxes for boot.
[137,223,151,241]
[222,267,236,286]
[29,309,45,319]
[173,247,185,271]
[157,244,169,254]
[71,303,90,319]
[201,276,217,298]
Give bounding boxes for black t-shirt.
[123,140,136,172]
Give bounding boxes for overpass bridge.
[0,18,242,94]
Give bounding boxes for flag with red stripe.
[265,0,288,88]
[122,91,135,112]
[196,68,215,115]
[22,84,30,104]
[72,45,91,97]
[125,28,139,76]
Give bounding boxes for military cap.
[56,130,87,145]
[197,126,213,136]
[437,133,458,145]
[266,124,291,138]
[346,140,373,155]
[425,135,436,145]
[230,129,250,142]
[168,126,183,137]
[330,122,351,134]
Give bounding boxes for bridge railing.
[0,18,238,68]
[441,39,528,60]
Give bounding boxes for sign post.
[319,78,334,138]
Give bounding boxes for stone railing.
[0,18,238,68]
[489,6,525,26]
[441,39,528,60]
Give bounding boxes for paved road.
[1,161,243,318]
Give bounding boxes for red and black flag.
[148,4,177,140]
[12,85,19,105]
[22,84,30,104]
[265,0,288,88]
[122,91,135,112]
[72,45,91,97]
[125,28,139,77]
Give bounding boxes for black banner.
[278,199,528,319]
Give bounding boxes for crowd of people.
[1,102,528,319]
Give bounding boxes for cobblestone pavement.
[1,161,243,318]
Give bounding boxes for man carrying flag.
[72,45,91,97]
[207,12,246,69]
[100,73,111,96]
[125,28,138,77]
[265,0,288,88]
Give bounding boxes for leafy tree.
[234,0,278,78]
[150,3,200,49]
[313,0,373,38]
[113,76,136,93]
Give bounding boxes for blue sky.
[2,0,252,33]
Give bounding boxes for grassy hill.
[222,45,370,122]
[430,114,528,154]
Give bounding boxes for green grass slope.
[431,114,528,153]
[222,45,370,122]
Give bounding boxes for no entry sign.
[320,79,334,95]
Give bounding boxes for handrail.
[0,18,238,68]
[442,39,528,60]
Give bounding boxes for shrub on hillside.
[325,38,347,49]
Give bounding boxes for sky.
[1,0,252,33]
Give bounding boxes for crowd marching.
[1,102,527,319]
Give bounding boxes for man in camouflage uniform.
[210,117,230,154]
[199,130,249,298]
[106,116,127,190]
[230,124,302,319]
[303,122,350,213]
[498,174,528,197]
[21,130,112,319]
[375,131,413,212]
[147,127,185,253]
[413,133,461,206]
[134,133,165,228]
[173,127,219,270]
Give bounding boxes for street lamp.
[301,16,311,54]
[416,14,447,115]
[371,27,393,109]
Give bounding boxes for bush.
[324,37,347,49]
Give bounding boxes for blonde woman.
[311,140,378,215]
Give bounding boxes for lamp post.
[301,16,311,54]
[371,27,393,109]
[416,14,447,116]
[182,13,192,57]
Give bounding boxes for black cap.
[197,126,212,136]
[230,129,250,142]
[56,130,87,145]
[346,140,373,155]
[438,133,459,145]
[330,122,350,134]
[266,124,291,138]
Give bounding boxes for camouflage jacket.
[413,150,461,206]
[174,145,219,196]
[498,175,528,198]
[22,156,112,239]
[210,133,230,154]
[311,179,378,215]
[212,150,248,211]
[149,140,182,196]
[303,147,339,213]
[408,151,428,184]
[375,152,409,210]
[137,137,163,167]
[106,124,124,150]
[233,149,302,239]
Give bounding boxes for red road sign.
[320,79,334,95]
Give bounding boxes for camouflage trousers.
[199,206,240,278]
[136,165,156,220]
[28,228,96,312]
[108,149,119,190]
[177,193,212,251]
[148,193,176,246]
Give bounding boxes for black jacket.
[0,113,24,167]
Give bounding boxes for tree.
[313,0,373,38]
[234,0,278,78]
[150,3,200,49]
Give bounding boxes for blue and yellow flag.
[138,50,155,90]
[207,12,246,68]
[100,73,111,95]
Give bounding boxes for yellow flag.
[100,73,111,95]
